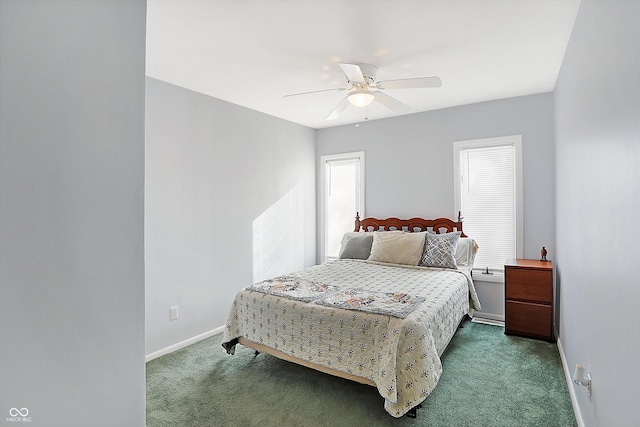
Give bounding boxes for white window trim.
[453,135,523,278]
[320,151,365,263]
[474,271,505,283]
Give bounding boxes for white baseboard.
[472,312,505,326]
[471,317,504,327]
[557,337,585,427]
[145,325,225,362]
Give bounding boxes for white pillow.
[367,231,426,265]
[455,237,479,267]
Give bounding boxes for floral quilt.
[314,288,426,318]
[248,276,339,302]
[222,259,481,418]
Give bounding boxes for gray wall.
[554,1,640,425]
[0,1,146,426]
[316,93,556,320]
[145,78,316,356]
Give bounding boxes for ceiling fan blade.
[372,91,411,112]
[338,63,365,84]
[377,76,442,90]
[284,87,347,98]
[326,96,351,120]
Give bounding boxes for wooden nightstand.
[504,259,554,342]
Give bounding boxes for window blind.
[459,144,516,271]
[325,157,361,258]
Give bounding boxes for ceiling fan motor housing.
[350,63,378,85]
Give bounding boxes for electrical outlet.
[170,306,179,321]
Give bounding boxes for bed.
[222,214,481,418]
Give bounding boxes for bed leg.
[406,403,423,419]
[459,315,470,328]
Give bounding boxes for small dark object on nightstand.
[540,246,548,261]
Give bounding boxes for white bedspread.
[223,259,481,417]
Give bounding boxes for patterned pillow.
[420,231,461,269]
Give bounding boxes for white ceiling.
[146,0,581,129]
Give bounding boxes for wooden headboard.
[353,212,466,237]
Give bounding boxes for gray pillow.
[420,231,461,269]
[338,234,374,260]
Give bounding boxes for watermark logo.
[6,408,31,423]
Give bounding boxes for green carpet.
[146,321,576,426]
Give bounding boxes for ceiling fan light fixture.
[347,91,375,108]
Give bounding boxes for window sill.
[472,271,504,284]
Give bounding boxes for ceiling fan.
[284,63,442,120]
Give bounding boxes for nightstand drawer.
[506,268,552,303]
[505,300,552,340]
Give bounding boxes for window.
[453,136,523,276]
[320,152,365,261]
